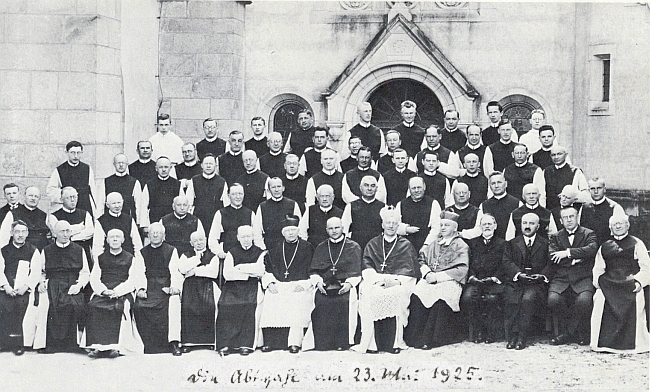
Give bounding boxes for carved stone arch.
[255,92,314,141]
[487,88,555,127]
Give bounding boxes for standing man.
[259,132,287,179]
[178,231,220,352]
[174,143,202,192]
[352,207,419,354]
[284,109,317,158]
[457,124,487,169]
[579,177,624,246]
[440,110,467,153]
[299,127,340,179]
[544,145,590,211]
[0,183,20,224]
[138,157,182,234]
[253,178,301,250]
[149,114,184,165]
[454,153,489,207]
[97,153,141,219]
[48,187,94,267]
[0,187,50,251]
[216,226,265,356]
[47,141,98,218]
[503,144,545,206]
[236,150,270,212]
[519,109,545,154]
[415,125,461,178]
[483,119,517,177]
[133,222,182,355]
[405,211,469,349]
[306,217,362,351]
[482,101,518,147]
[185,154,229,238]
[419,152,453,209]
[348,102,386,163]
[305,149,345,210]
[92,192,143,260]
[84,229,145,358]
[208,184,255,259]
[505,184,557,241]
[298,184,344,248]
[342,176,385,252]
[501,213,551,350]
[547,207,598,346]
[445,182,480,232]
[531,125,558,170]
[259,216,314,353]
[37,221,90,353]
[392,100,425,158]
[342,147,387,204]
[376,130,417,174]
[340,135,362,174]
[196,118,227,161]
[0,221,43,355]
[129,141,157,191]
[245,116,270,158]
[160,196,204,256]
[382,148,417,207]
[282,154,308,213]
[218,131,247,186]
[395,176,442,252]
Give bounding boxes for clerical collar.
[12,241,24,249]
[526,202,540,210]
[109,249,122,256]
[361,197,376,204]
[271,196,284,202]
[286,173,299,180]
[593,197,607,205]
[515,161,528,168]
[395,166,406,173]
[383,234,397,243]
[614,234,628,241]
[158,175,170,181]
[555,162,567,169]
[253,135,266,141]
[466,143,482,149]
[285,238,299,244]
[446,127,458,133]
[55,241,71,248]
[319,205,332,213]
[411,196,425,203]
[314,146,327,153]
[466,171,479,178]
[67,161,80,167]
[114,171,128,177]
[183,161,198,167]
[541,146,553,152]
[322,168,337,176]
[426,145,440,152]
[330,235,345,243]
[493,193,507,200]
[499,139,513,145]
[402,121,414,128]
[490,122,499,128]
[270,150,282,156]
[356,166,370,171]
[454,203,470,210]
[229,150,243,157]
[439,236,456,246]
[358,121,371,128]
[150,242,163,249]
[62,207,76,213]
[109,211,121,218]
[24,205,36,211]
[138,158,151,164]
[204,136,218,142]
[246,168,257,175]
[230,204,243,210]
[174,213,187,219]
[202,173,216,180]
[423,170,437,176]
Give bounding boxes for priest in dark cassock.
[0,221,43,355]
[483,119,517,177]
[216,225,265,356]
[414,125,460,178]
[578,177,624,247]
[395,176,442,252]
[455,153,490,208]
[236,150,270,212]
[48,187,94,269]
[382,148,417,207]
[505,184,557,241]
[419,151,453,209]
[259,132,287,179]
[178,231,220,352]
[342,176,386,252]
[342,147,387,204]
[392,100,425,159]
[0,186,50,251]
[283,109,317,158]
[340,135,362,174]
[253,177,301,250]
[404,211,469,349]
[160,195,205,256]
[208,184,255,260]
[259,215,315,354]
[185,154,228,237]
[440,110,467,153]
[0,183,21,225]
[445,182,480,232]
[282,154,308,214]
[33,221,89,353]
[96,153,141,219]
[503,144,545,206]
[132,222,182,355]
[347,102,386,163]
[304,217,362,351]
[47,141,98,218]
[83,229,144,358]
[92,192,143,261]
[196,118,227,162]
[305,149,345,211]
[377,131,418,174]
[544,145,590,211]
[352,207,419,354]
[174,143,202,192]
[531,125,557,170]
[129,141,156,190]
[591,213,650,354]
[299,128,340,179]
[245,117,270,158]
[298,184,343,248]
[217,130,247,186]
[138,157,182,233]
[457,125,487,171]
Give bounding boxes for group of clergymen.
[0,100,647,358]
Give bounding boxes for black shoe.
[219,347,230,356]
[171,342,182,356]
[107,349,120,358]
[418,344,433,350]
[260,345,272,353]
[484,337,494,344]
[240,348,253,356]
[13,347,25,356]
[87,349,100,358]
[366,349,379,354]
[515,338,526,350]
[506,338,517,349]
[288,345,300,354]
[473,331,484,343]
[550,333,573,346]
[336,347,344,351]
[389,348,401,354]
[182,346,192,354]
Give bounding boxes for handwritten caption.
[184,361,482,389]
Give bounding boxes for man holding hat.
[259,215,315,354]
[404,210,469,349]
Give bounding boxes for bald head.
[521,212,540,237]
[54,221,72,244]
[172,195,189,216]
[190,231,207,251]
[105,192,124,214]
[326,217,344,241]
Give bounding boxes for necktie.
[568,233,575,245]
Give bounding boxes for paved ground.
[1,338,647,391]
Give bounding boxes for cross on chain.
[284,270,289,279]
[380,261,387,272]
[330,266,337,275]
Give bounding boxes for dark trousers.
[505,286,545,340]
[548,288,593,338]
[461,285,503,340]
[404,296,461,348]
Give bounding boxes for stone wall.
[157,0,245,144]
[0,0,124,208]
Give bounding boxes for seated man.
[0,221,43,355]
[352,207,419,354]
[92,192,143,260]
[461,214,506,344]
[259,216,315,354]
[548,206,598,346]
[395,176,441,252]
[0,186,50,251]
[404,211,469,350]
[591,213,650,354]
[501,213,551,350]
[216,225,265,356]
[133,223,182,355]
[84,229,145,358]
[305,217,362,351]
[48,186,94,268]
[178,231,220,352]
[35,221,89,354]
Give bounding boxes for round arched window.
[499,95,544,137]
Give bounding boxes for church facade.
[0,1,648,226]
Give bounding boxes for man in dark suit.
[501,212,551,350]
[547,206,598,346]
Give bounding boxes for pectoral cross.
[380,261,387,272]
[330,266,337,275]
[284,270,289,279]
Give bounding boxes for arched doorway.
[267,93,313,143]
[367,79,444,131]
[499,94,544,137]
